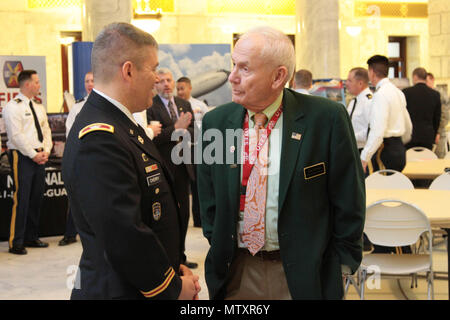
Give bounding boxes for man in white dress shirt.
[345,67,373,154]
[2,70,53,254]
[360,55,412,175]
[293,69,312,95]
[176,76,208,227]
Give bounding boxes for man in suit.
[403,67,441,151]
[293,69,313,95]
[197,26,365,299]
[147,68,198,269]
[62,22,200,300]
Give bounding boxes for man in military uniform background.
[62,22,200,299]
[2,69,53,255]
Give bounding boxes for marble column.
[428,0,450,86]
[295,0,340,78]
[82,0,132,41]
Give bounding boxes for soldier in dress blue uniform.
[62,23,200,299]
[2,70,53,255]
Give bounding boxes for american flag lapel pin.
[291,132,302,141]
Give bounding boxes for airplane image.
[190,69,230,98]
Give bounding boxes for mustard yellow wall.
[0,0,81,112]
[339,0,429,81]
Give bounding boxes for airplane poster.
[158,44,232,107]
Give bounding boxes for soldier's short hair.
[177,77,191,85]
[18,70,37,86]
[350,67,369,84]
[367,55,389,78]
[91,22,158,83]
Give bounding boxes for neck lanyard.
[240,106,283,211]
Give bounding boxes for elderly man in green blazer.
[197,26,365,300]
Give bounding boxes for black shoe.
[23,239,49,248]
[183,261,198,269]
[58,237,77,246]
[9,246,27,255]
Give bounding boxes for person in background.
[345,67,373,154]
[293,69,313,95]
[176,76,208,228]
[427,72,449,159]
[403,67,441,151]
[62,22,200,300]
[360,55,412,175]
[198,26,365,299]
[59,71,94,246]
[147,68,198,269]
[3,70,53,255]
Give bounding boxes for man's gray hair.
[156,68,173,77]
[92,22,158,83]
[239,26,296,84]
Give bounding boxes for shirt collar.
[356,87,372,100]
[248,91,284,126]
[158,94,175,108]
[93,88,137,126]
[376,78,390,91]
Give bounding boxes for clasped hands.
[178,264,201,300]
[33,151,49,165]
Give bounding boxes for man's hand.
[33,151,49,165]
[148,123,162,137]
[361,160,367,173]
[174,112,192,130]
[179,264,201,300]
[178,274,200,300]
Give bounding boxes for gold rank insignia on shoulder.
[79,123,114,139]
[138,135,144,144]
[366,93,373,99]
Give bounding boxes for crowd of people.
[1,22,449,300]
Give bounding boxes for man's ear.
[272,66,288,90]
[121,61,133,81]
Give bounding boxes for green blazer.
[197,88,365,299]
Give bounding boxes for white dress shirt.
[2,92,52,159]
[360,78,412,162]
[65,95,87,137]
[346,87,373,149]
[294,88,311,95]
[188,97,209,122]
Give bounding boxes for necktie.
[29,101,43,142]
[349,98,357,120]
[167,100,177,122]
[242,112,268,255]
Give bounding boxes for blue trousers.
[8,150,45,248]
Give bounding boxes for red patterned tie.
[242,112,268,255]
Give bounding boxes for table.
[0,167,68,241]
[402,159,450,180]
[367,188,450,298]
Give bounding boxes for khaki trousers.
[225,250,292,300]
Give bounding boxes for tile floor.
[0,221,448,300]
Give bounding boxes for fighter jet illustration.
[190,69,230,98]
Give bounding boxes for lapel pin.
[129,129,134,135]
[142,153,149,162]
[138,135,144,144]
[291,132,302,141]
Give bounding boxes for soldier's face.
[27,74,41,97]
[84,73,94,94]
[136,47,159,111]
[346,71,360,96]
[176,82,191,100]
